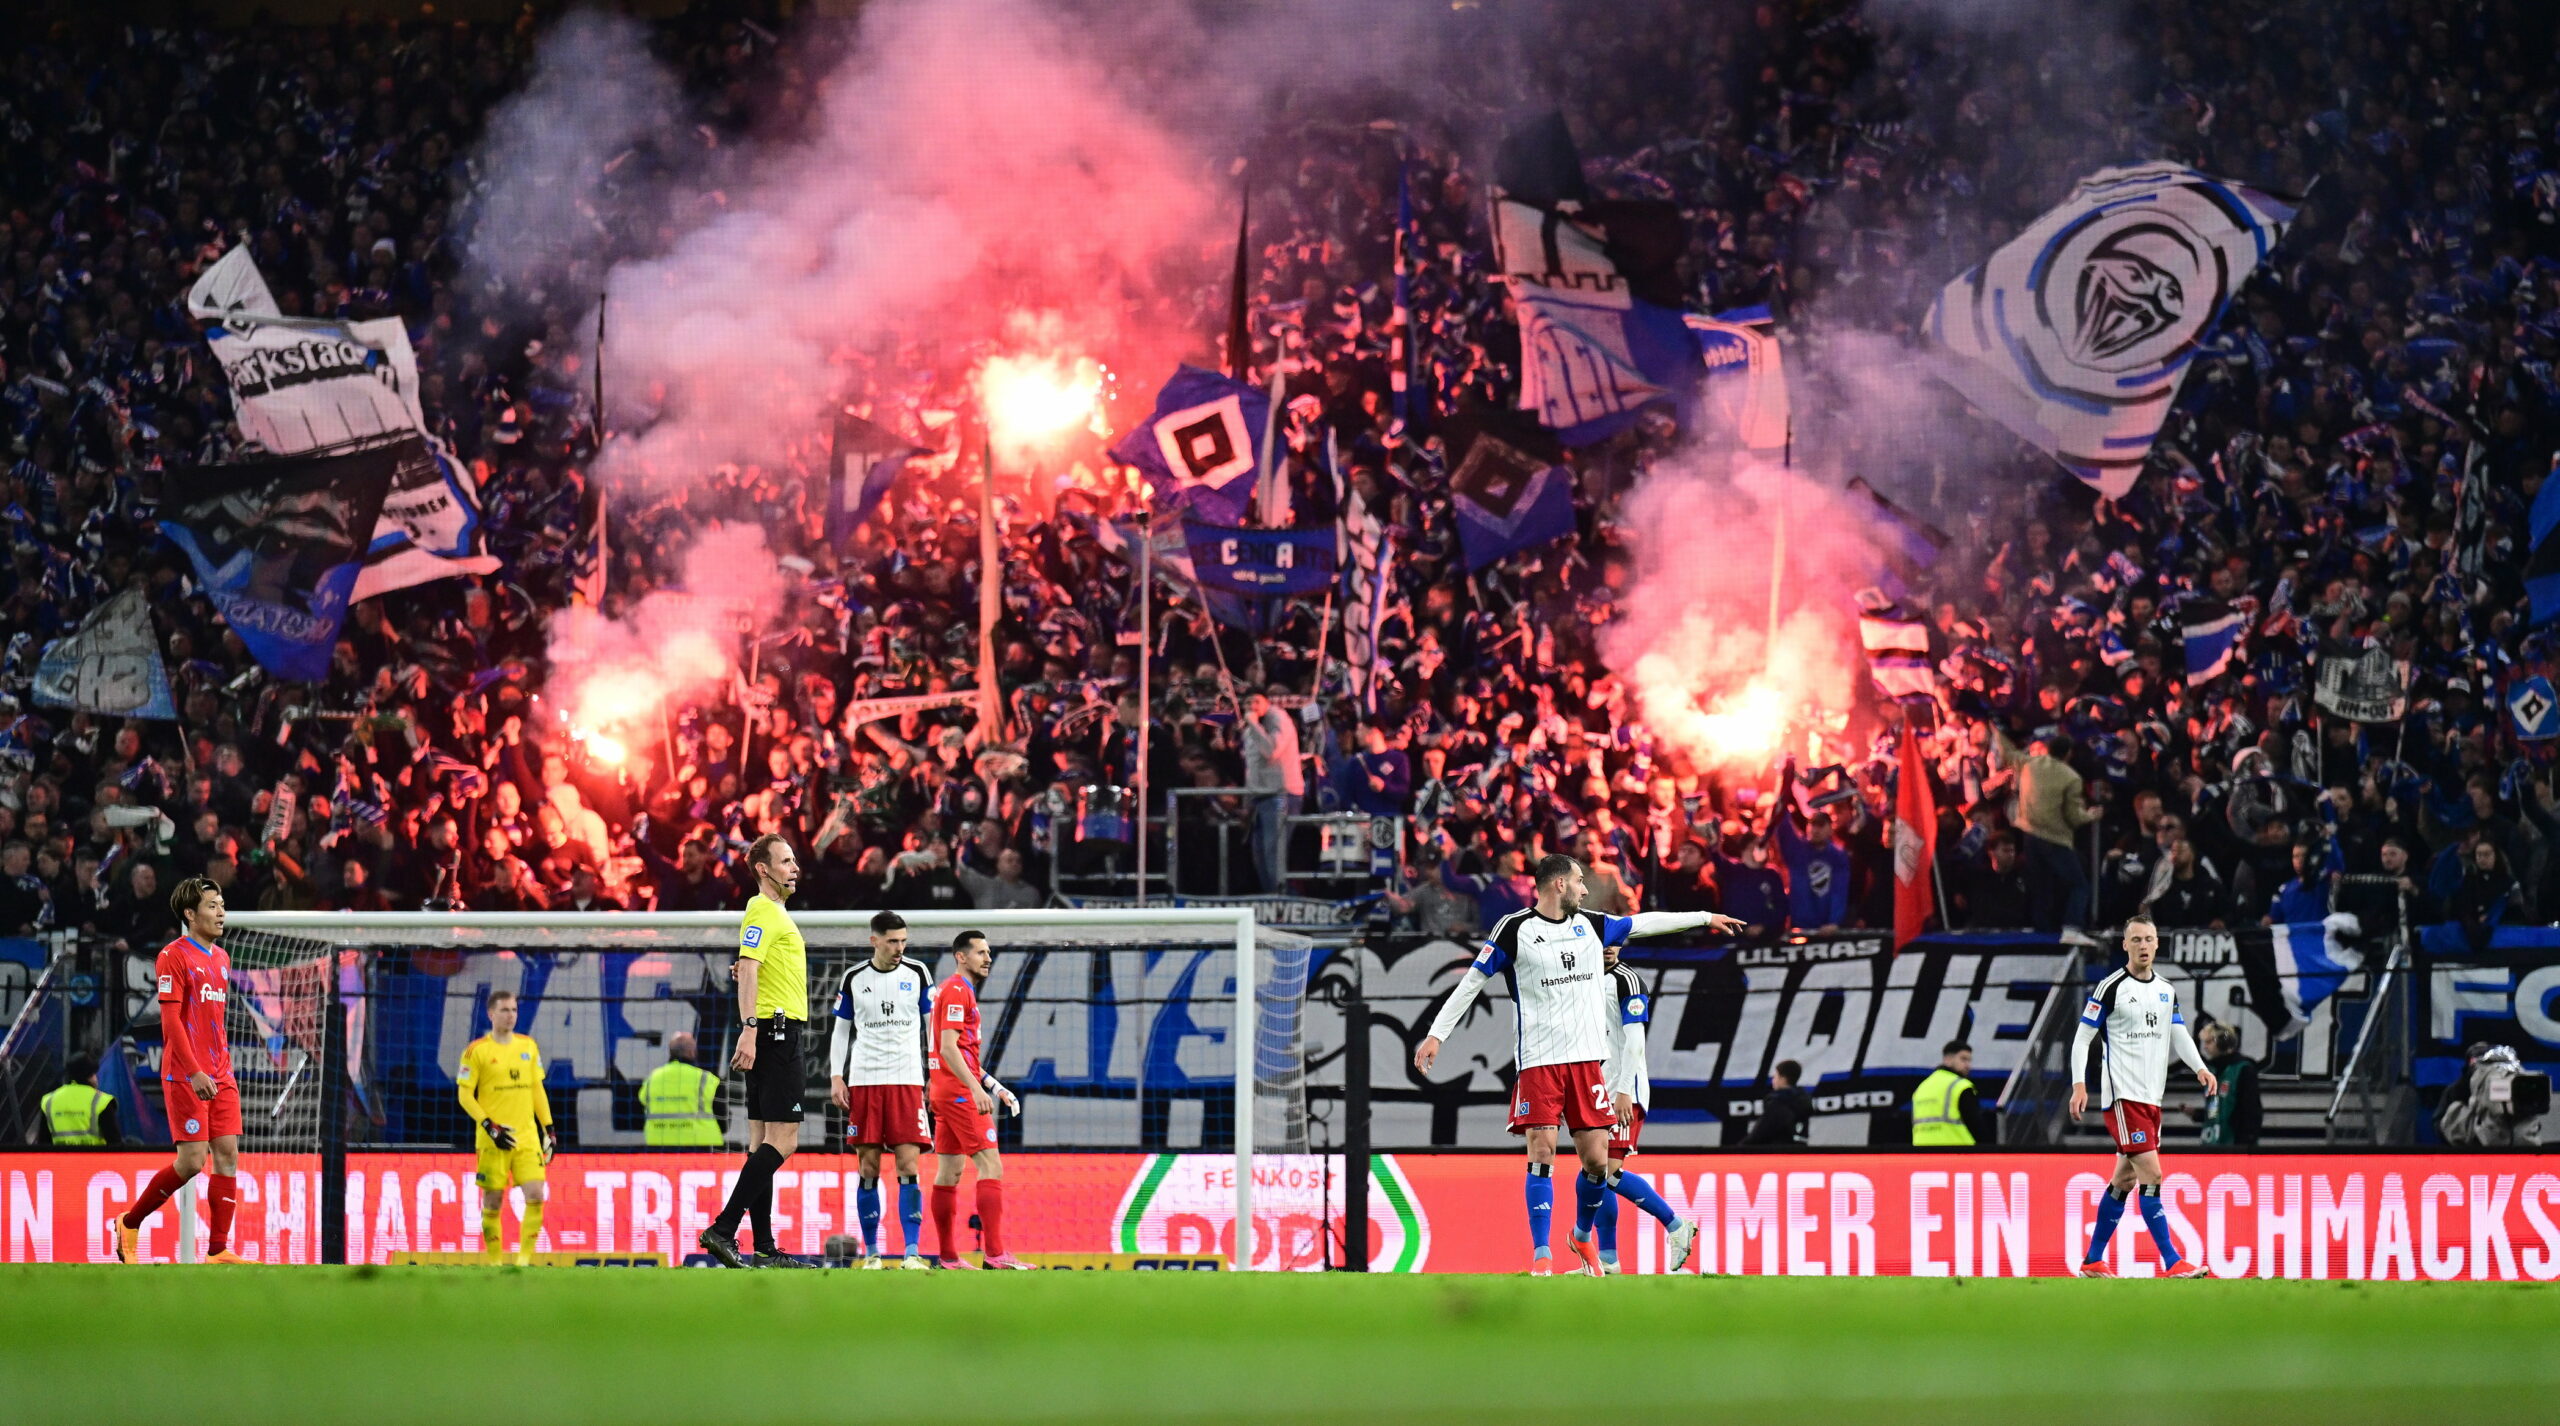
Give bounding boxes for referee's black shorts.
[743,1014,806,1122]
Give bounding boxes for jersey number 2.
[1591,1082,1611,1112]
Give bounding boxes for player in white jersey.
[2068,913,2217,1278]
[1567,943,1701,1275]
[829,909,935,1270]
[1416,854,1746,1275]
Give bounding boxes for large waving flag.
[1490,114,1703,447]
[160,437,406,682]
[1109,365,1268,525]
[1926,163,2296,497]
[1440,411,1578,571]
[187,245,498,600]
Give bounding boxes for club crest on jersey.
[2130,1129,2148,1144]
[185,1119,200,1134]
[1516,1099,1530,1115]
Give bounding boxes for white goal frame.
[228,907,1267,1269]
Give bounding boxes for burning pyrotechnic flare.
[545,523,782,774]
[575,728,630,767]
[977,350,1103,460]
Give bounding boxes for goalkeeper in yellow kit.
[456,989,556,1264]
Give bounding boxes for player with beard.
[700,835,817,1269]
[1416,854,1747,1275]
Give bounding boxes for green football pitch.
[4,1267,2554,1424]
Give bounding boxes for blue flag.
[1184,521,1339,599]
[2511,675,2560,741]
[160,437,405,682]
[828,412,925,549]
[2528,473,2560,626]
[2181,598,2246,684]
[1441,413,1578,571]
[1109,366,1269,524]
[2254,918,2364,1038]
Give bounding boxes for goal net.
[219,909,1309,1266]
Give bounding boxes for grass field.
[5,1267,2556,1424]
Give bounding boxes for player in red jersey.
[110,877,248,1263]
[928,930,1034,1269]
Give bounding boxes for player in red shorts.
[2070,913,2218,1278]
[828,910,935,1269]
[1569,941,1701,1275]
[1415,854,1745,1274]
[928,930,1034,1269]
[111,877,249,1264]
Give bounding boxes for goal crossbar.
[228,908,1268,1269]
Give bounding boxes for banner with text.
[8,1151,2556,1281]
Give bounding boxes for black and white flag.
[1926,163,2295,498]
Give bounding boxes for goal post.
[223,907,1284,1268]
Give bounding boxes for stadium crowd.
[3,0,2559,956]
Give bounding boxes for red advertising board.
[8,1151,2559,1281]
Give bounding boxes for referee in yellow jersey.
[701,834,816,1269]
[456,989,554,1264]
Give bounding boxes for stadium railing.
[1992,936,2099,1148]
[2327,935,2415,1146]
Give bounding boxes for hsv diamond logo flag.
[1440,412,1578,571]
[2510,675,2560,741]
[1926,163,2296,498]
[1109,366,1268,525]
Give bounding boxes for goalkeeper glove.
[483,1119,517,1151]
[539,1124,557,1165]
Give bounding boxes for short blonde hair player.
[457,989,554,1264]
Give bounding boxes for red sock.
[930,1184,960,1260]
[976,1180,1006,1258]
[206,1174,239,1255]
[123,1167,185,1230]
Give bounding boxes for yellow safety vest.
[1911,1067,1977,1147]
[639,1060,724,1147]
[41,1084,112,1146]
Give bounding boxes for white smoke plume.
[455,10,684,317]
[596,0,1224,484]
[543,522,784,759]
[1602,450,1875,774]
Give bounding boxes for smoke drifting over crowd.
[454,0,2145,776]
[544,521,784,763]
